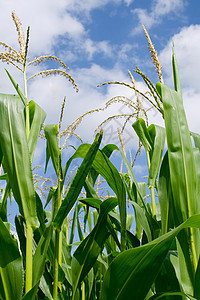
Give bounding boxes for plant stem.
[82,281,85,300]
[190,228,198,273]
[53,229,60,300]
[23,65,33,294]
[146,151,156,218]
[26,225,33,294]
[53,160,62,299]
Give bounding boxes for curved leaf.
[100,214,200,300]
[132,118,152,152]
[44,124,60,176]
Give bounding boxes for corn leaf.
[44,124,60,176]
[132,118,152,152]
[5,69,28,105]
[172,44,182,95]
[149,292,196,300]
[58,141,127,250]
[148,124,165,187]
[72,197,118,298]
[53,130,103,229]
[28,100,46,161]
[0,218,24,300]
[130,201,152,242]
[191,132,200,150]
[160,80,198,287]
[0,94,39,227]
[158,152,174,234]
[194,257,200,299]
[32,225,53,287]
[100,214,200,300]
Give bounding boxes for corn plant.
[1,12,200,300]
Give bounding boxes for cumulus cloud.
[83,39,113,60]
[131,0,185,33]
[0,0,85,56]
[66,0,134,14]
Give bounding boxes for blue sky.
[0,0,200,185]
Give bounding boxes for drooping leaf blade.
[44,124,60,176]
[132,118,152,152]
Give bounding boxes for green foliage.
[1,12,200,300]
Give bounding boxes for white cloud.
[0,0,85,56]
[66,0,133,14]
[0,0,132,65]
[124,0,134,6]
[154,0,184,16]
[133,163,147,176]
[132,0,185,33]
[83,39,113,60]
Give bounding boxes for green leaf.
[135,182,146,240]
[0,174,7,180]
[72,198,118,298]
[32,225,53,287]
[0,94,39,227]
[193,148,200,215]
[149,292,196,300]
[100,214,200,300]
[5,69,28,105]
[194,257,200,299]
[191,132,200,150]
[0,218,24,300]
[119,148,158,239]
[158,152,174,234]
[172,44,182,95]
[132,118,152,152]
[53,130,103,229]
[28,100,46,162]
[21,284,39,300]
[148,124,165,187]
[0,143,3,167]
[15,216,26,259]
[130,201,152,242]
[64,142,127,251]
[161,81,198,282]
[44,124,60,176]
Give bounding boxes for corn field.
[0,13,200,300]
